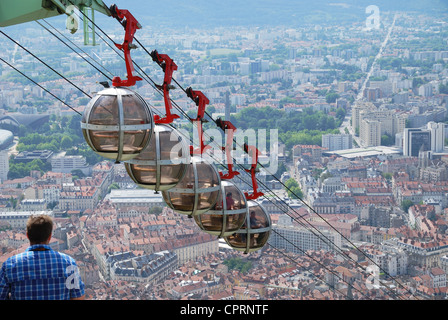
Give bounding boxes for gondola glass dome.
[194,181,248,238]
[162,156,221,216]
[224,200,271,253]
[124,123,189,192]
[81,87,153,162]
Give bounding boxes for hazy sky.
[93,0,448,29]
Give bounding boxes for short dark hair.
[26,215,53,244]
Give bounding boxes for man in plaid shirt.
[0,214,85,300]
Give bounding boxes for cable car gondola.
[224,200,271,254]
[81,87,154,163]
[124,123,189,192]
[162,156,221,216]
[193,180,248,238]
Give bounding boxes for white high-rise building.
[353,103,406,147]
[403,128,431,157]
[0,151,8,182]
[360,118,381,147]
[426,121,445,153]
[322,133,353,151]
[418,83,433,97]
[403,122,445,157]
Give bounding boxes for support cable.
[38,19,115,80]
[51,7,415,300]
[0,57,82,116]
[0,30,92,98]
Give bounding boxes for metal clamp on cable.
[186,87,211,155]
[150,50,180,124]
[109,5,142,87]
[243,143,264,200]
[216,118,239,180]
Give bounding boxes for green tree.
[285,178,303,199]
[381,134,394,146]
[335,108,346,121]
[401,200,414,213]
[71,169,86,180]
[223,257,253,274]
[149,206,163,214]
[439,83,448,94]
[61,136,74,149]
[325,92,340,103]
[381,172,393,180]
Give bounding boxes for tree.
[149,206,163,214]
[439,83,448,94]
[71,169,85,180]
[381,172,393,180]
[61,136,74,149]
[285,178,303,199]
[335,107,346,121]
[325,92,340,103]
[381,134,394,146]
[223,257,253,274]
[401,200,414,213]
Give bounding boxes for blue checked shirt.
[0,244,85,300]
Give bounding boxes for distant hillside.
[96,0,448,28]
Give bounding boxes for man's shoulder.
[5,250,31,264]
[50,250,77,264]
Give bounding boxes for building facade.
[322,134,353,151]
[269,215,342,254]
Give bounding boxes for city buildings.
[0,151,8,182]
[269,215,342,255]
[0,210,53,229]
[106,189,165,210]
[51,154,90,175]
[357,106,406,147]
[322,133,353,151]
[111,251,178,285]
[403,122,446,157]
[0,5,447,301]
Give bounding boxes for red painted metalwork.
[150,50,180,124]
[216,118,240,180]
[186,87,211,155]
[243,143,264,200]
[110,5,142,87]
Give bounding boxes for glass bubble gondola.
[81,87,153,162]
[224,200,271,254]
[194,181,248,238]
[124,124,189,192]
[162,156,221,216]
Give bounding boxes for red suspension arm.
[186,87,211,155]
[150,50,180,124]
[243,143,264,200]
[216,118,240,180]
[110,5,142,87]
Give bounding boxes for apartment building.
[110,251,178,285]
[322,133,353,151]
[51,155,91,175]
[269,215,342,254]
[0,151,8,182]
[0,211,53,229]
[59,186,99,212]
[353,103,406,147]
[393,238,448,269]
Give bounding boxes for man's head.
[26,214,53,245]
